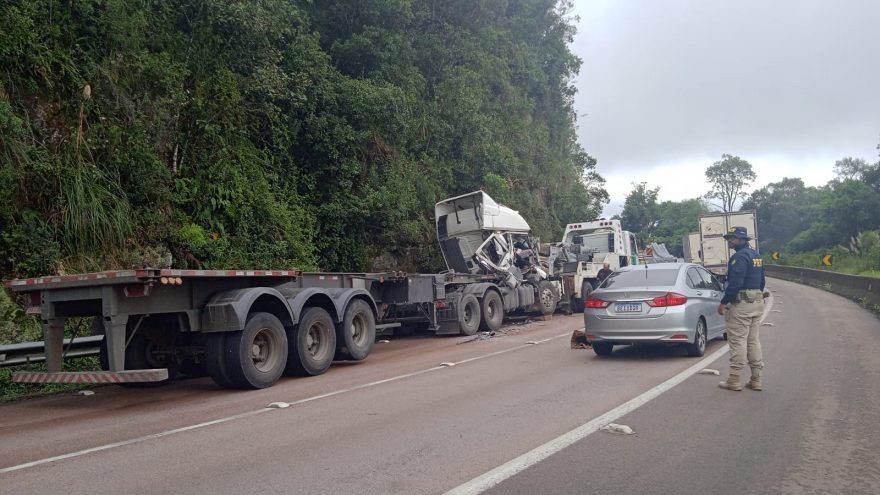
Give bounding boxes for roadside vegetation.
[1,1,606,396]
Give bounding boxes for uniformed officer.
[717,226,766,392]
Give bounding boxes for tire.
[722,332,728,340]
[286,307,337,376]
[205,332,235,388]
[479,290,504,332]
[100,334,178,387]
[458,294,482,336]
[224,312,289,389]
[685,318,707,357]
[537,281,559,315]
[335,299,376,361]
[572,280,594,314]
[592,342,614,356]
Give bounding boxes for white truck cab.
[552,219,641,312]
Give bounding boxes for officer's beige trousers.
[725,299,764,374]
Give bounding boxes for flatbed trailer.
[3,267,549,389]
[3,269,454,389]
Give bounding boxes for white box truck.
[699,210,758,275]
[682,232,701,263]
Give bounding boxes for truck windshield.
[600,268,680,289]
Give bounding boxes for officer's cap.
[723,226,752,240]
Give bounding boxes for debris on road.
[698,369,721,376]
[526,341,540,345]
[267,402,290,409]
[76,390,95,396]
[762,323,775,327]
[570,328,591,349]
[458,332,495,344]
[772,310,782,313]
[378,340,391,343]
[440,362,456,367]
[601,423,635,435]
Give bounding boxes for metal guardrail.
[0,335,103,368]
[765,265,880,306]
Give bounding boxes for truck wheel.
[205,332,235,388]
[224,312,289,389]
[286,307,337,376]
[479,290,504,332]
[458,294,482,336]
[335,299,376,361]
[538,281,559,315]
[573,280,594,313]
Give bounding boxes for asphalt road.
[1,278,878,494]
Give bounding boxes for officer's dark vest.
[733,246,763,289]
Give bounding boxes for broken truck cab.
[434,191,561,317]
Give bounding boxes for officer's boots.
[718,373,743,391]
[746,369,762,391]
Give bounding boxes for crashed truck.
[545,219,641,313]
[4,191,563,390]
[435,191,563,326]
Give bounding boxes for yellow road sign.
[822,254,833,266]
[771,251,780,261]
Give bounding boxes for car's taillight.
[646,292,688,307]
[585,296,610,309]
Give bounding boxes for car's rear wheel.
[592,342,614,356]
[685,318,707,357]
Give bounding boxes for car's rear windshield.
[600,268,680,288]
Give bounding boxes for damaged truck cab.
[434,191,563,331]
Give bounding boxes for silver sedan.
[583,263,726,357]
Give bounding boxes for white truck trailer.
[699,210,759,275]
[682,232,702,263]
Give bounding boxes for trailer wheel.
[479,290,504,332]
[224,312,289,389]
[458,294,482,336]
[205,332,235,388]
[286,307,337,376]
[538,281,560,315]
[335,299,376,361]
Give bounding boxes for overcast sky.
[569,0,880,216]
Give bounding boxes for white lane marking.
[443,345,731,495]
[0,332,571,474]
[446,296,775,495]
[0,409,271,475]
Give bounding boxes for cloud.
[570,0,880,216]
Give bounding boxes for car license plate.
[614,303,642,313]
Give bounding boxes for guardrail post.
[43,318,67,372]
[103,315,129,371]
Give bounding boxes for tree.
[704,154,757,212]
[620,182,659,244]
[742,178,823,252]
[650,198,710,256]
[833,157,871,180]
